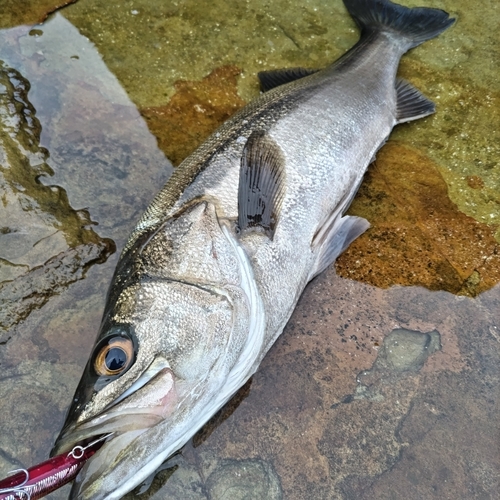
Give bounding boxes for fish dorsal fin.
[238,131,286,239]
[396,78,435,123]
[258,67,319,92]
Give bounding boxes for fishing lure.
[0,435,111,500]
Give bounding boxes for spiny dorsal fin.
[396,78,435,123]
[238,131,286,238]
[258,67,319,92]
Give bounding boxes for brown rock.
[141,66,246,166]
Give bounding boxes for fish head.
[51,201,257,499]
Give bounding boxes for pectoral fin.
[238,131,286,239]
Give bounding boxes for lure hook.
[0,469,31,500]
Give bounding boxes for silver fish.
[51,0,454,498]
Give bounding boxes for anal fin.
[238,131,286,239]
[310,215,370,280]
[396,79,435,123]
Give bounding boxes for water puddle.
[0,59,114,333]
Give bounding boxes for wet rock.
[0,360,84,467]
[0,241,113,334]
[349,328,440,404]
[185,269,499,500]
[348,367,500,500]
[206,459,282,500]
[318,367,421,498]
[313,330,442,493]
[193,379,252,448]
[0,15,173,250]
[122,456,205,500]
[61,0,350,107]
[336,142,500,296]
[0,0,77,28]
[141,66,246,166]
[0,61,114,334]
[0,2,498,500]
[143,464,205,500]
[121,455,281,500]
[0,16,171,500]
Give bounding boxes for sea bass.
[51,0,454,498]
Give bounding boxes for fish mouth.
[51,357,178,498]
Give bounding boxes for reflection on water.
[0,1,499,499]
[0,59,114,332]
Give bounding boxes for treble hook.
[0,468,31,500]
[67,433,114,460]
[0,433,113,500]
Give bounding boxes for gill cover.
[52,199,252,456]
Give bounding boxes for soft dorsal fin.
[396,78,435,123]
[258,67,319,92]
[238,131,286,238]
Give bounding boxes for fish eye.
[94,337,134,377]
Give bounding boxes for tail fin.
[343,0,455,50]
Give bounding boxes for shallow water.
[0,0,498,499]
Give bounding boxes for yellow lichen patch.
[0,0,78,28]
[336,142,500,296]
[141,66,246,166]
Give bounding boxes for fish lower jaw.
[72,361,262,499]
[78,355,267,498]
[61,366,179,454]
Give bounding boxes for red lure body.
[0,438,106,500]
